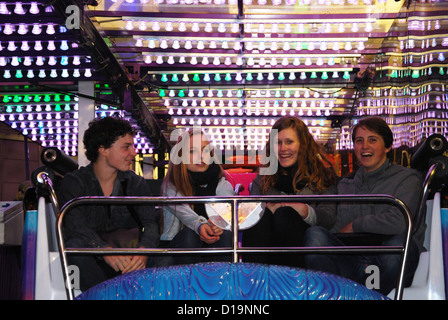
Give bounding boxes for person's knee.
[304,226,330,246]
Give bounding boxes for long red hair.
[260,116,339,194]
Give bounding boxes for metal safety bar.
[36,172,60,217]
[56,194,412,301]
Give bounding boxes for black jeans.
[242,206,310,268]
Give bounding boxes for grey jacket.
[250,174,338,230]
[331,159,424,252]
[160,177,235,241]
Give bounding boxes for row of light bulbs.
[0,40,72,52]
[0,2,41,15]
[0,56,86,67]
[140,38,366,51]
[114,0,387,5]
[2,23,66,36]
[2,69,93,79]
[127,20,375,34]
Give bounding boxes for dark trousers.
[304,226,421,295]
[168,227,233,265]
[242,206,310,268]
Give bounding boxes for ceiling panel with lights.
[1,0,447,166]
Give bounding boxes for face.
[274,127,300,169]
[185,134,212,173]
[100,133,136,172]
[354,126,391,173]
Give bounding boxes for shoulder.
[216,177,235,196]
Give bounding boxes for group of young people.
[59,115,424,296]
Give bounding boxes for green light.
[321,71,328,80]
[217,90,223,98]
[3,96,9,103]
[64,95,70,102]
[439,67,445,75]
[161,74,168,82]
[33,95,40,102]
[55,104,62,112]
[343,71,350,80]
[54,94,61,102]
[390,70,397,78]
[64,104,71,111]
[193,74,200,82]
[15,70,23,78]
[237,89,243,98]
[411,70,420,78]
[257,73,264,81]
[310,71,317,78]
[16,106,22,112]
[6,105,12,113]
[24,95,31,103]
[13,95,21,103]
[225,73,232,81]
[171,74,179,82]
[178,89,185,97]
[159,89,166,97]
[278,72,285,80]
[214,73,221,81]
[44,94,51,102]
[246,73,253,81]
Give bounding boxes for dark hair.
[352,117,393,149]
[83,116,136,162]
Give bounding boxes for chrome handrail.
[36,171,60,218]
[56,194,413,301]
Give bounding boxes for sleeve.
[130,176,160,248]
[162,182,207,235]
[313,184,338,230]
[352,173,422,234]
[59,173,110,248]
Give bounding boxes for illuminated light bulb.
[365,22,373,32]
[48,56,57,65]
[300,72,306,80]
[47,40,56,51]
[270,42,278,51]
[125,21,134,30]
[307,42,315,51]
[218,23,226,33]
[316,57,323,66]
[62,69,69,78]
[35,56,44,66]
[38,70,46,78]
[60,40,69,50]
[165,22,173,31]
[160,39,168,49]
[0,57,7,66]
[178,22,186,32]
[289,72,296,80]
[3,70,11,78]
[282,58,289,66]
[201,57,209,65]
[144,55,152,64]
[192,22,200,32]
[11,56,20,66]
[8,41,17,51]
[84,69,92,77]
[204,23,212,32]
[332,71,339,78]
[357,42,365,50]
[156,56,163,64]
[50,69,57,78]
[305,57,312,66]
[184,40,192,49]
[257,73,264,81]
[182,74,189,82]
[135,39,143,47]
[148,39,156,49]
[321,71,328,79]
[235,73,242,81]
[221,41,229,49]
[270,57,277,66]
[344,42,352,50]
[328,57,335,65]
[14,2,26,14]
[21,41,30,51]
[138,21,147,31]
[235,57,243,66]
[190,56,197,65]
[18,24,28,35]
[73,56,81,65]
[231,23,239,33]
[438,53,445,61]
[338,23,345,32]
[351,23,359,32]
[32,24,41,35]
[167,56,175,64]
[46,24,55,35]
[172,40,180,49]
[343,71,350,80]
[30,2,40,14]
[224,57,232,66]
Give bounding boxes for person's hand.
[103,251,131,273]
[208,219,223,236]
[339,222,354,233]
[199,223,220,244]
[121,255,148,274]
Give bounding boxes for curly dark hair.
[83,116,137,162]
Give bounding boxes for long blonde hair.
[162,129,228,196]
[261,116,339,194]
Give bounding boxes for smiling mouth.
[361,152,373,158]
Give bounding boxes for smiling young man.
[59,116,160,292]
[305,117,424,296]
